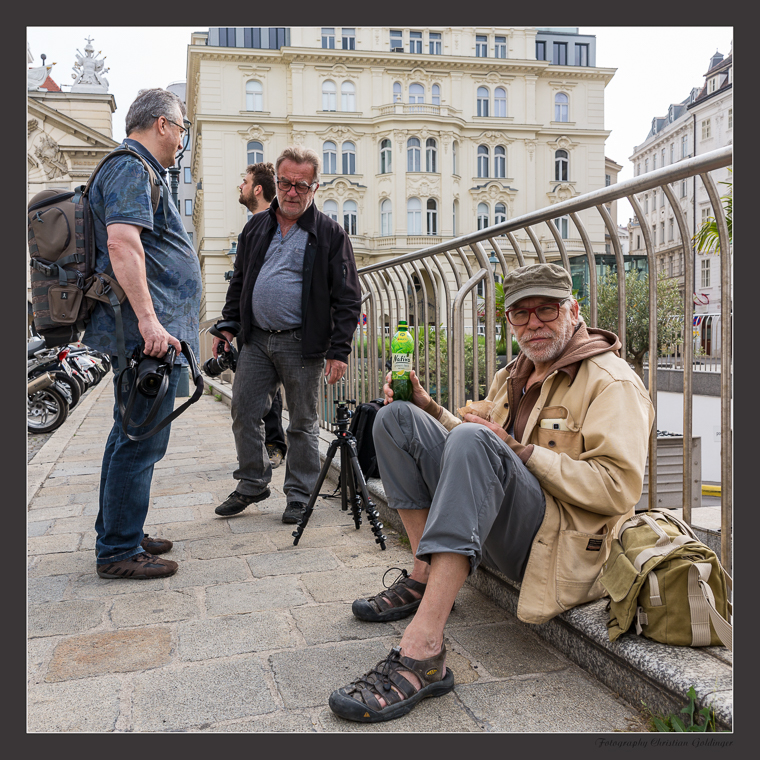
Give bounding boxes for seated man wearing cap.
[328,262,655,723]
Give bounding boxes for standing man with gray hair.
[84,88,201,580]
[214,146,361,525]
[328,262,654,723]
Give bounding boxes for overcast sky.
[27,25,733,225]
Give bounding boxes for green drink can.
[390,320,414,402]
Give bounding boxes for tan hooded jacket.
[429,322,655,624]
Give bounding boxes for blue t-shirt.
[82,140,201,362]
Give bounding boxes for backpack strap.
[689,561,733,649]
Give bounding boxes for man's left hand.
[324,358,347,385]
[463,413,508,442]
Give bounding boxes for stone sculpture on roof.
[71,36,109,93]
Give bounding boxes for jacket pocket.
[555,527,610,611]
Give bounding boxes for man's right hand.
[211,330,236,359]
[382,369,431,408]
[139,316,181,358]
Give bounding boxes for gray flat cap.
[502,263,573,309]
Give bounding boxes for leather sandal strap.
[371,574,427,612]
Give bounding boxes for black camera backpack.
[347,398,386,479]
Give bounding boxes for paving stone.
[45,627,173,682]
[165,556,252,589]
[145,518,231,543]
[49,465,102,478]
[330,538,412,569]
[47,516,99,534]
[68,571,173,599]
[110,588,201,627]
[28,520,52,537]
[27,675,122,732]
[142,507,197,525]
[151,491,214,508]
[155,457,199,470]
[199,711,319,732]
[130,656,277,731]
[178,611,298,661]
[300,564,401,604]
[205,576,309,616]
[290,601,396,645]
[26,504,83,521]
[246,547,341,578]
[28,533,81,555]
[184,533,272,560]
[28,637,58,686]
[29,550,94,578]
[28,574,69,605]
[28,599,105,638]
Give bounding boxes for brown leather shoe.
[141,534,173,555]
[96,552,178,579]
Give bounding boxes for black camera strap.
[117,341,204,442]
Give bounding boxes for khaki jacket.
[436,328,655,624]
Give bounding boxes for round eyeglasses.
[506,299,569,326]
[276,178,317,195]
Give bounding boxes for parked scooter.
[27,369,69,434]
[27,336,80,411]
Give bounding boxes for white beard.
[517,317,575,366]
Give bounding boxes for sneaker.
[267,444,285,469]
[282,501,307,524]
[215,488,271,517]
[141,534,173,555]
[97,552,178,580]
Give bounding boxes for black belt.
[255,325,299,334]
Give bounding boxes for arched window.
[247,140,263,165]
[555,149,569,181]
[494,87,506,118]
[426,138,437,173]
[554,215,569,239]
[393,81,402,103]
[381,199,392,236]
[343,200,357,235]
[380,139,392,173]
[322,80,336,111]
[341,81,355,111]
[407,197,422,234]
[477,202,489,230]
[495,203,506,225]
[409,83,424,103]
[477,86,489,117]
[477,145,489,178]
[323,199,338,222]
[246,80,263,112]
[342,141,356,174]
[432,83,441,106]
[452,140,458,174]
[494,145,506,178]
[322,141,337,174]
[407,137,421,172]
[555,92,568,122]
[426,199,438,235]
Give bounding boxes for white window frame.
[554,215,569,239]
[494,87,507,118]
[380,139,392,174]
[407,197,422,234]
[184,199,192,216]
[701,259,711,288]
[426,138,437,173]
[554,149,568,181]
[381,199,392,236]
[341,81,355,111]
[494,145,506,178]
[322,80,336,111]
[426,198,438,235]
[323,199,338,222]
[554,92,568,122]
[452,140,458,175]
[322,141,337,174]
[475,34,488,57]
[342,141,356,175]
[702,119,711,140]
[494,202,506,226]
[495,36,507,58]
[477,86,489,117]
[342,28,355,50]
[393,81,402,103]
[390,30,403,52]
[432,83,440,106]
[477,202,489,230]
[247,140,263,165]
[429,32,442,55]
[477,144,489,178]
[246,80,263,112]
[321,28,335,49]
[343,199,357,235]
[409,30,422,54]
[407,137,421,172]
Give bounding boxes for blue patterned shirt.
[82,140,201,362]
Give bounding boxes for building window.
[652,190,657,208]
[552,42,567,65]
[432,83,440,105]
[476,35,488,57]
[495,36,507,58]
[662,148,666,166]
[701,259,710,288]
[644,158,649,173]
[343,200,357,235]
[342,28,355,50]
[380,139,392,173]
[661,222,665,246]
[410,30,422,54]
[184,199,192,215]
[452,140,458,175]
[653,155,657,170]
[494,202,506,225]
[670,143,675,163]
[321,28,335,49]
[554,149,568,181]
[728,108,733,130]
[323,141,337,174]
[184,167,192,184]
[644,195,649,214]
[341,81,355,111]
[390,30,403,52]
[708,77,717,94]
[187,231,193,244]
[407,197,422,234]
[701,207,710,225]
[426,199,438,235]
[682,135,688,159]
[409,83,425,111]
[701,119,711,140]
[636,234,641,249]
[636,163,641,176]
[429,32,442,55]
[453,200,458,235]
[323,199,338,222]
[381,199,392,236]
[536,40,546,60]
[477,86,489,117]
[669,218,674,241]
[393,81,402,103]
[681,179,687,198]
[554,92,569,122]
[426,138,437,172]
[605,173,611,187]
[652,226,658,247]
[554,215,569,239]
[247,140,263,165]
[245,80,263,111]
[322,80,336,111]
[494,87,507,117]
[661,190,665,208]
[342,141,356,175]
[575,43,589,66]
[477,145,489,177]
[494,145,506,178]
[407,138,421,172]
[477,202,489,230]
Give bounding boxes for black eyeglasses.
[153,114,192,137]
[276,178,317,195]
[506,299,569,326]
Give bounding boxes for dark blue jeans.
[95,358,181,564]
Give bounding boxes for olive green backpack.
[600,508,732,649]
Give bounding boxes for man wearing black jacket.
[213,146,361,525]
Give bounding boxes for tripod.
[292,400,386,550]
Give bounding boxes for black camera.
[203,322,240,377]
[134,345,176,397]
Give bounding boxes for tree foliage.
[581,268,683,379]
[693,169,732,254]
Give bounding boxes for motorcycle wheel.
[70,370,87,395]
[52,371,82,409]
[28,386,69,434]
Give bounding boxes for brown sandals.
[328,645,454,722]
[352,567,427,622]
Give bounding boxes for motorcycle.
[27,336,80,411]
[27,369,69,434]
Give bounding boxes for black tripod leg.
[348,450,387,550]
[292,438,339,546]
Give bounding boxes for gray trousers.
[373,401,546,582]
